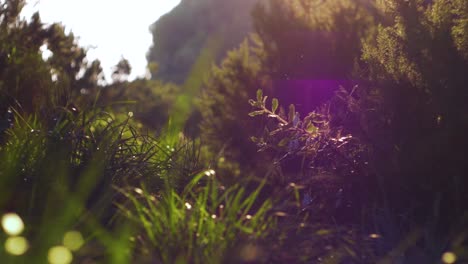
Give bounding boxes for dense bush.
[357,0,468,257]
[197,0,381,181]
[198,40,274,180]
[244,0,468,262]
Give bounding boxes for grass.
[0,106,276,263]
[117,172,274,263]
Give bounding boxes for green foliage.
[196,0,381,183]
[243,1,468,261]
[118,173,274,263]
[0,0,103,113]
[0,106,214,263]
[252,0,378,79]
[360,0,468,212]
[2,0,468,263]
[249,91,370,220]
[0,108,167,220]
[95,79,180,132]
[198,39,273,179]
[0,109,153,263]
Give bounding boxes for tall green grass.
[117,172,274,264]
[0,106,276,263]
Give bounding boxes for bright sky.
[21,0,181,82]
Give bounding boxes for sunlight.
[63,231,84,252]
[442,252,457,264]
[48,246,73,264]
[5,237,29,256]
[1,213,25,236]
[22,0,181,81]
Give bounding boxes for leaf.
[306,122,318,134]
[292,114,300,127]
[272,98,279,113]
[256,89,263,102]
[278,138,289,147]
[288,104,295,123]
[248,111,264,117]
[248,99,262,108]
[269,128,282,136]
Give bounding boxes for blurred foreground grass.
[0,107,274,264]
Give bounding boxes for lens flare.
[63,231,84,251]
[2,213,25,236]
[5,236,29,256]
[48,246,73,264]
[442,252,457,264]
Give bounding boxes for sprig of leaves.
[248,90,369,208]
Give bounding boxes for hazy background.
[21,0,181,81]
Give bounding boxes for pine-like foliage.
[320,0,468,258]
[198,39,273,179]
[361,0,468,209]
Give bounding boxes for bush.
[198,39,273,180]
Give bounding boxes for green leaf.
[248,111,264,117]
[256,89,263,102]
[306,122,318,134]
[272,98,279,113]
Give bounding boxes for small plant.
[117,171,274,264]
[249,89,369,197]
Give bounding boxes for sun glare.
[5,236,29,256]
[22,0,181,81]
[48,246,73,264]
[63,231,85,251]
[2,213,25,236]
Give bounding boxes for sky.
[21,0,181,82]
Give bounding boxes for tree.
[111,57,132,83]
[198,39,273,179]
[315,1,468,253]
[0,0,103,114]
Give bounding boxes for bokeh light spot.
[2,213,25,236]
[442,252,457,264]
[5,236,29,255]
[63,231,84,251]
[48,246,73,264]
